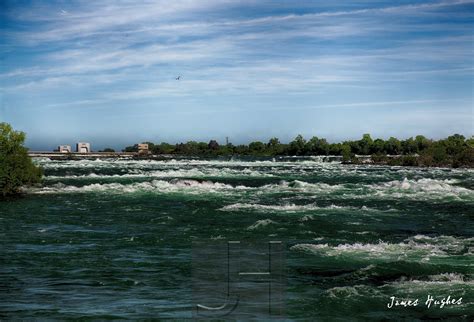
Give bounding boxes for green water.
[1,157,473,320]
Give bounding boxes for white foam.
[36,158,338,171]
[220,202,374,213]
[290,235,474,262]
[326,285,378,299]
[300,215,315,222]
[256,180,345,194]
[247,219,277,230]
[44,167,274,180]
[220,203,319,212]
[372,178,473,199]
[388,273,473,290]
[32,179,246,195]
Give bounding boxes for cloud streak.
[1,0,472,147]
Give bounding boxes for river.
[1,157,472,320]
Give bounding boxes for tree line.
[123,134,474,167]
[1,123,42,198]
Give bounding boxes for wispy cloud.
[1,0,473,146]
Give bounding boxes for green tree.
[385,137,402,155]
[443,134,466,155]
[341,144,351,162]
[208,140,220,151]
[467,136,474,147]
[0,123,42,197]
[357,134,373,155]
[370,138,385,154]
[401,137,418,155]
[267,137,283,155]
[306,136,329,155]
[289,135,306,155]
[151,142,174,154]
[415,135,430,152]
[267,137,280,148]
[123,144,138,152]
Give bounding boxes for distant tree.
[370,138,385,154]
[443,134,466,155]
[346,140,361,155]
[415,135,431,152]
[0,123,42,197]
[208,140,219,150]
[151,142,174,154]
[401,137,418,155]
[358,134,373,155]
[249,141,265,153]
[289,135,306,155]
[429,143,448,165]
[385,137,402,155]
[267,137,284,155]
[117,134,473,167]
[101,148,115,152]
[267,137,280,148]
[218,143,234,155]
[467,136,474,147]
[123,144,139,152]
[306,137,329,155]
[197,142,208,153]
[328,143,343,155]
[340,144,351,162]
[452,145,474,168]
[234,144,249,155]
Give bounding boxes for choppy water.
[1,157,473,320]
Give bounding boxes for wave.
[35,158,341,170]
[44,167,274,180]
[389,273,473,286]
[371,178,473,199]
[382,273,474,302]
[290,235,473,263]
[256,180,345,194]
[31,179,247,195]
[31,176,473,202]
[247,219,277,230]
[219,202,375,213]
[326,285,380,299]
[221,203,320,212]
[32,178,348,196]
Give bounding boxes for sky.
[0,0,473,150]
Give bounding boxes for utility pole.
[226,136,229,146]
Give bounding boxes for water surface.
[1,157,473,320]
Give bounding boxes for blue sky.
[1,0,473,150]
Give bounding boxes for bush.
[388,155,418,166]
[371,153,388,164]
[0,123,42,197]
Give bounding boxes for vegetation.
[123,133,474,167]
[0,123,42,197]
[100,148,115,152]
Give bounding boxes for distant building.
[57,145,71,153]
[76,142,91,153]
[138,143,149,155]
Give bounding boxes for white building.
[76,142,91,153]
[138,143,149,155]
[58,145,71,153]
